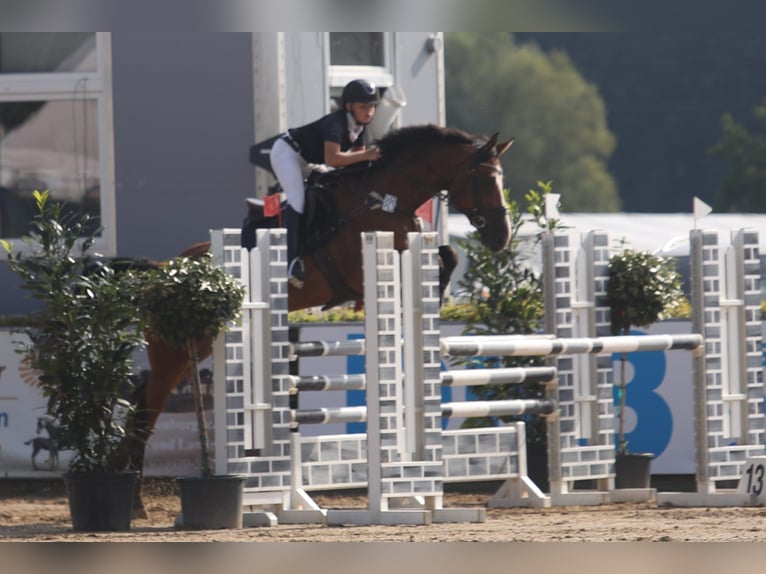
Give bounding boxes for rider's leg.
[284,205,305,288]
[270,138,309,288]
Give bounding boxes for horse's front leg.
[110,381,156,519]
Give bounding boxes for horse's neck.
[371,160,447,214]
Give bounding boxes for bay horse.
[119,124,513,517]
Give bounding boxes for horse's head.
[450,132,513,252]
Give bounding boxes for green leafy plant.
[454,183,562,443]
[288,305,365,324]
[139,253,245,477]
[2,190,144,473]
[606,249,684,455]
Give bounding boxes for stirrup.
[288,258,305,289]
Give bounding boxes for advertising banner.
[0,330,208,477]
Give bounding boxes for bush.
[2,190,144,473]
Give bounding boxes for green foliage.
[606,249,684,454]
[287,303,483,324]
[445,33,620,212]
[139,252,245,477]
[2,190,144,473]
[710,98,766,212]
[0,315,33,327]
[663,297,692,320]
[288,305,365,324]
[454,185,557,441]
[438,302,481,324]
[606,250,685,337]
[139,255,245,349]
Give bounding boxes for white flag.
[545,193,561,220]
[693,196,713,219]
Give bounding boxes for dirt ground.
[1,479,766,542]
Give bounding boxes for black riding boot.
[285,206,305,288]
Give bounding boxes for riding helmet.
[342,79,379,106]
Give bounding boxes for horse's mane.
[375,124,476,167]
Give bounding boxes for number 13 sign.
[738,457,766,503]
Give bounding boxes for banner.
[0,330,208,477]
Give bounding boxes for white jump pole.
[441,334,704,358]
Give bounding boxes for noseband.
[467,155,507,230]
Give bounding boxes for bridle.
[466,153,508,230]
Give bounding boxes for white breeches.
[270,137,312,214]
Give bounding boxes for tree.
[139,254,245,478]
[605,249,684,454]
[516,32,766,213]
[709,98,766,212]
[445,33,620,212]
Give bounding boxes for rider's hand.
[366,146,381,161]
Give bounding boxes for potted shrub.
[1,190,144,531]
[454,184,560,490]
[139,251,246,529]
[606,248,684,488]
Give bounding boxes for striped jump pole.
[441,334,704,358]
[291,406,368,425]
[285,338,367,519]
[292,401,556,425]
[287,374,367,392]
[441,366,557,387]
[442,399,557,418]
[290,340,366,358]
[286,372,367,518]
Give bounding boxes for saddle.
[240,174,357,307]
[302,171,342,249]
[241,174,340,252]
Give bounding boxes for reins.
[467,156,507,230]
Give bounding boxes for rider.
[270,78,382,288]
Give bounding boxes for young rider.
[270,78,382,288]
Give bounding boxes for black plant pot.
[615,452,653,489]
[178,475,245,529]
[64,470,139,532]
[526,442,549,492]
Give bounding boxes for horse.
[119,124,514,517]
[25,417,67,471]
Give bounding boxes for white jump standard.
[209,223,765,525]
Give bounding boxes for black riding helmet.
[342,79,379,106]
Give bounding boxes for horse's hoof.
[132,507,149,520]
[174,512,184,529]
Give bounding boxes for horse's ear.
[495,138,514,157]
[481,132,499,151]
